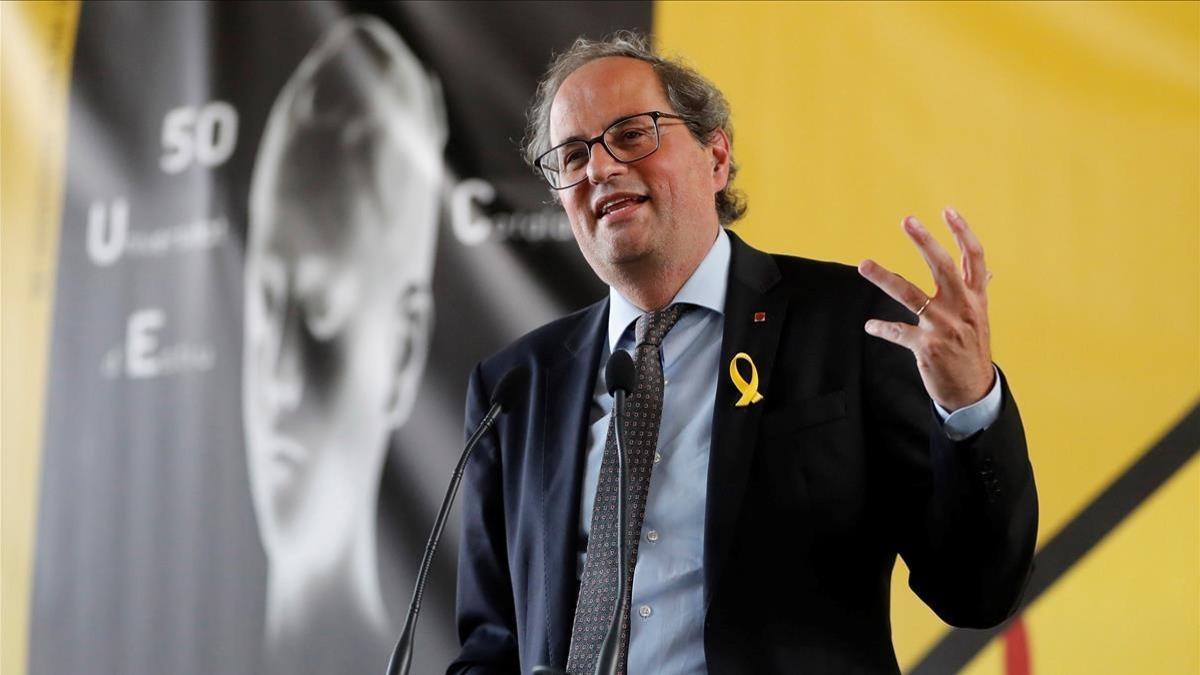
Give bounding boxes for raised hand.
[857,207,996,411]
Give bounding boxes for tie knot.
[635,304,692,347]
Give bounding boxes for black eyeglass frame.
[534,110,689,190]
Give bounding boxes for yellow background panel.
[656,0,1200,670]
[993,454,1200,673]
[1,2,79,675]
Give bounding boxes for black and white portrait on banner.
[243,15,446,674]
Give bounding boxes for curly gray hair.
[522,31,746,226]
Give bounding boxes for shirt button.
[654,452,662,464]
[646,530,659,543]
[639,605,652,619]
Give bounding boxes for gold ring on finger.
[915,297,932,317]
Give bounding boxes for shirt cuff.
[933,365,1002,441]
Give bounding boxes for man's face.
[549,57,728,286]
[243,135,434,561]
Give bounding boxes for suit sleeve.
[863,286,1038,629]
[447,364,521,675]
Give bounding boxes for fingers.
[902,216,961,298]
[858,259,930,316]
[944,206,988,291]
[864,319,919,350]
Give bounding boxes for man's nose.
[586,141,626,185]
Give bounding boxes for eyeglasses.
[535,111,688,190]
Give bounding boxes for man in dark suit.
[450,32,1037,674]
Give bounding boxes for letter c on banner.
[451,178,495,246]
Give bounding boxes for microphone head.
[604,350,637,396]
[489,366,530,414]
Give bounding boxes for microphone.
[593,349,636,675]
[386,366,530,675]
[605,349,637,397]
[490,365,530,415]
[533,350,637,675]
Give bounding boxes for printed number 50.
[160,101,238,174]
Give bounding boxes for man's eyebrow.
[552,111,645,146]
[554,130,588,145]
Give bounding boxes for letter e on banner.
[126,309,165,379]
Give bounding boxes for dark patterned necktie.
[566,303,693,675]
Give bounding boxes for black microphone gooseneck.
[592,349,637,675]
[533,350,637,675]
[385,366,530,675]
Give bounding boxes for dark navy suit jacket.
[449,232,1037,674]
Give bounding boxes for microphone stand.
[592,384,629,675]
[385,398,508,675]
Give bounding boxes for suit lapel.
[541,299,607,667]
[704,231,786,610]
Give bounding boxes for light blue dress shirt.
[577,229,1002,674]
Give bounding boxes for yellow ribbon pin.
[729,352,764,407]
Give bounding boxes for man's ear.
[385,284,433,428]
[706,127,732,192]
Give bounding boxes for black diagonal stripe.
[911,399,1200,674]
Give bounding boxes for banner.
[21,3,649,674]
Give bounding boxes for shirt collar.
[607,227,731,351]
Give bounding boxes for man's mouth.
[594,193,650,221]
